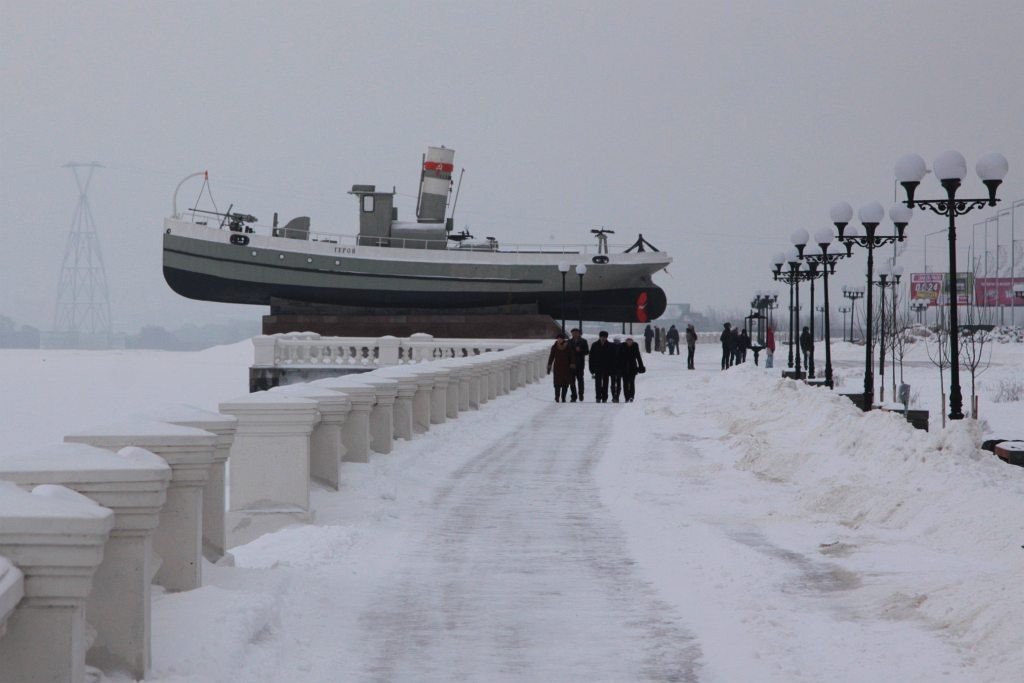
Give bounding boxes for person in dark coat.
[731,328,742,366]
[588,330,615,403]
[738,328,751,363]
[616,337,646,402]
[799,325,813,370]
[720,323,734,370]
[666,324,679,355]
[643,324,654,353]
[685,324,698,370]
[609,337,625,402]
[567,328,589,402]
[547,333,575,402]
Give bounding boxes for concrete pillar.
[64,420,217,592]
[487,360,500,400]
[462,361,481,409]
[268,385,350,490]
[375,368,418,441]
[0,444,170,679]
[142,405,237,561]
[427,367,450,425]
[0,483,113,683]
[441,365,461,418]
[310,378,377,464]
[348,376,399,454]
[452,362,472,411]
[377,335,401,365]
[217,394,320,548]
[0,556,23,641]
[404,367,436,433]
[467,360,486,407]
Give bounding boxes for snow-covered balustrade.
[0,556,23,641]
[64,420,217,593]
[309,378,377,463]
[0,482,114,683]
[218,393,320,548]
[347,375,400,454]
[253,331,542,369]
[439,359,473,413]
[426,366,451,425]
[372,367,419,441]
[267,384,351,490]
[141,405,237,561]
[403,366,437,433]
[0,444,170,679]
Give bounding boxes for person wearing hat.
[720,322,735,370]
[588,330,616,403]
[547,332,575,402]
[567,328,589,402]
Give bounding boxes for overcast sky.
[2,0,1022,331]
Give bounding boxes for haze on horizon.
[2,1,1022,332]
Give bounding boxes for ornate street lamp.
[557,261,570,335]
[838,305,851,342]
[841,284,865,342]
[801,227,847,388]
[832,201,910,410]
[575,264,587,332]
[873,264,902,402]
[896,151,1009,420]
[772,249,803,374]
[910,300,929,324]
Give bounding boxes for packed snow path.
[353,402,701,681]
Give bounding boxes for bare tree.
[959,270,995,419]
[924,305,951,427]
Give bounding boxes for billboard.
[973,277,1024,306]
[909,272,972,305]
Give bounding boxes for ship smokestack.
[416,146,454,223]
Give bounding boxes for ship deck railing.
[179,217,629,255]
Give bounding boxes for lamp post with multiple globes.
[575,264,587,332]
[895,151,1009,420]
[800,227,848,388]
[841,285,865,342]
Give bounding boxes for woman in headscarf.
[547,333,575,402]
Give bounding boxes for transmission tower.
[53,162,113,344]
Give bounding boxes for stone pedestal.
[440,365,461,419]
[310,378,377,464]
[375,368,418,441]
[218,394,320,547]
[65,420,217,592]
[487,360,500,400]
[405,367,436,433]
[142,405,237,561]
[449,361,472,411]
[464,362,482,409]
[0,483,113,683]
[349,376,399,454]
[0,444,170,679]
[269,385,351,489]
[427,368,451,425]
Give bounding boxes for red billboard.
[910,272,972,305]
[973,277,1024,306]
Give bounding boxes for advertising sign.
[973,277,1024,306]
[910,272,972,305]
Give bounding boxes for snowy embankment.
[2,340,1022,681]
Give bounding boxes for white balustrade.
[141,405,237,561]
[309,378,377,464]
[0,444,170,679]
[0,483,114,683]
[64,420,217,592]
[373,367,419,440]
[268,385,351,490]
[218,393,320,548]
[347,375,400,454]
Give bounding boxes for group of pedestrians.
[644,323,698,368]
[547,329,645,403]
[719,322,753,370]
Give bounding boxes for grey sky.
[2,0,1023,331]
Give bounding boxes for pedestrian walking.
[610,336,625,402]
[643,324,654,353]
[800,325,813,371]
[616,337,646,402]
[567,327,589,402]
[720,323,734,370]
[765,325,776,369]
[546,333,575,402]
[731,328,742,366]
[738,328,750,363]
[685,324,697,370]
[666,324,679,355]
[589,331,616,403]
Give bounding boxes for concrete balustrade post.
[65,420,217,592]
[217,394,320,548]
[405,367,436,433]
[252,335,277,366]
[347,376,399,453]
[452,362,472,411]
[442,365,461,418]
[428,367,451,424]
[0,483,114,683]
[268,386,350,490]
[311,378,377,463]
[377,335,401,365]
[469,361,487,406]
[142,405,237,562]
[375,368,418,440]
[0,444,170,679]
[488,360,500,400]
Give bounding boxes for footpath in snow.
[3,341,1022,681]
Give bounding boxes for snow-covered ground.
[2,337,1022,682]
